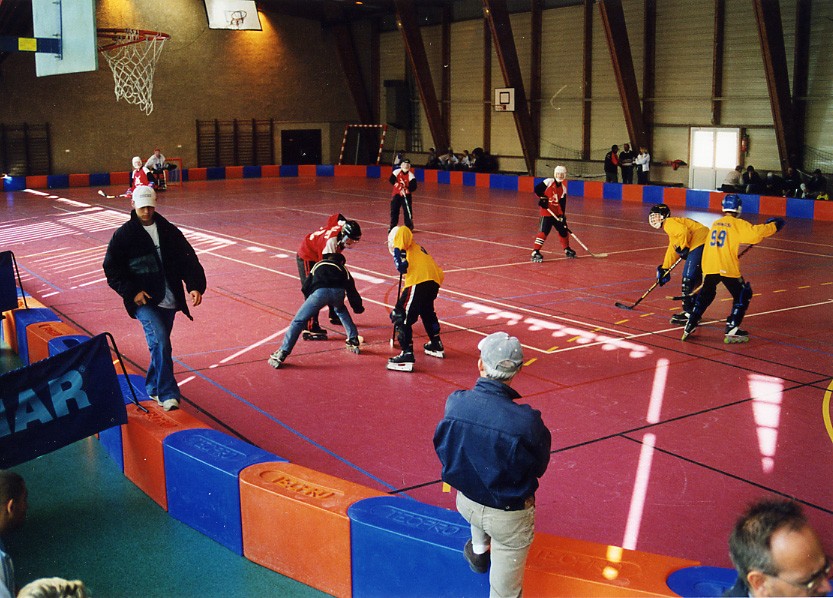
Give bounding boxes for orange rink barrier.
[25,321,88,364]
[239,462,387,597]
[121,403,210,510]
[523,533,699,596]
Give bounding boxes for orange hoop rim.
[97,28,170,53]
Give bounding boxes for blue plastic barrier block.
[89,173,111,187]
[437,170,451,185]
[414,169,425,182]
[243,165,261,178]
[163,429,286,554]
[182,169,190,182]
[3,176,26,191]
[47,174,70,189]
[462,172,476,187]
[98,374,152,470]
[366,165,381,179]
[603,183,623,200]
[490,174,518,191]
[316,164,335,177]
[206,167,226,180]
[786,197,815,219]
[349,496,490,597]
[686,189,711,210]
[13,308,59,364]
[643,185,665,203]
[279,165,298,177]
[47,334,90,357]
[738,193,760,214]
[666,566,737,597]
[567,179,584,197]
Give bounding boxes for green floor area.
[4,437,326,598]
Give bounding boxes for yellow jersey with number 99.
[701,214,778,277]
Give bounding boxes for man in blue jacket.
[434,332,551,598]
[103,186,207,411]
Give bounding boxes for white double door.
[689,128,740,190]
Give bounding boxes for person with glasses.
[725,499,831,596]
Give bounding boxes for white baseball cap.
[132,186,157,209]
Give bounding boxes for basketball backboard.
[32,0,98,76]
[203,0,262,31]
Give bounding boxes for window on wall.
[0,123,52,176]
[196,119,275,167]
[689,127,740,191]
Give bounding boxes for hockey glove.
[393,248,409,274]
[675,246,690,259]
[656,266,671,286]
[537,197,549,208]
[765,217,785,232]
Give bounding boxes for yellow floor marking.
[824,379,833,446]
[524,358,537,366]
[567,336,581,343]
[615,319,629,324]
[798,285,810,289]
[546,346,559,353]
[639,313,653,318]
[822,282,832,286]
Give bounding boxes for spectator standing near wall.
[619,143,636,184]
[604,145,620,183]
[635,146,651,184]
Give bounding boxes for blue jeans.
[135,305,178,401]
[280,288,358,354]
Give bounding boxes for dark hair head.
[0,470,25,504]
[728,500,807,583]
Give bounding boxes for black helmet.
[648,203,671,229]
[340,220,362,242]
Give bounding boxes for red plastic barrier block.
[26,175,48,189]
[475,173,490,188]
[583,181,603,198]
[262,165,280,178]
[622,185,644,202]
[110,171,130,185]
[26,321,84,364]
[188,168,207,181]
[449,171,464,186]
[240,462,386,597]
[69,173,90,187]
[663,187,687,207]
[422,169,438,184]
[225,166,244,179]
[523,533,699,597]
[815,200,833,221]
[335,165,366,177]
[518,175,536,193]
[298,165,317,177]
[759,195,786,217]
[121,404,209,510]
[709,192,725,211]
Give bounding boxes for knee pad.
[389,307,406,329]
[728,282,753,327]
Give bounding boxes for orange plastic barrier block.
[759,195,786,217]
[422,169,438,184]
[188,167,207,181]
[663,187,687,207]
[523,533,699,597]
[262,165,280,178]
[518,175,536,193]
[449,171,464,186]
[121,404,209,510]
[298,165,317,177]
[475,173,490,188]
[109,171,130,185]
[583,181,603,198]
[240,462,386,597]
[26,175,48,189]
[709,191,725,211]
[226,166,244,179]
[26,321,83,364]
[69,173,90,187]
[622,184,644,202]
[815,200,833,221]
[335,165,366,178]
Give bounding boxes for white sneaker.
[160,398,180,411]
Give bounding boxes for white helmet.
[132,156,143,169]
[400,159,411,172]
[554,165,567,182]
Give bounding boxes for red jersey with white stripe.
[534,178,568,217]
[297,214,343,261]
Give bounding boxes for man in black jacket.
[103,186,207,411]
[434,332,551,598]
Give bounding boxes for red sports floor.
[3,176,832,568]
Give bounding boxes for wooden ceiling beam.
[482,0,537,174]
[329,19,375,124]
[752,0,797,171]
[393,0,449,152]
[598,0,648,150]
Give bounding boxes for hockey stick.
[546,208,607,257]
[97,189,126,199]
[667,245,754,300]
[402,190,413,226]
[614,257,683,310]
[390,272,403,348]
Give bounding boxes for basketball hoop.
[98,28,170,115]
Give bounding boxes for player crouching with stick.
[267,252,365,369]
[648,203,708,325]
[531,165,576,262]
[387,226,445,372]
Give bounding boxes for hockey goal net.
[338,124,388,165]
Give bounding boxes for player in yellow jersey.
[648,204,709,324]
[387,226,445,372]
[681,195,784,343]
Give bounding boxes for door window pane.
[692,130,715,168]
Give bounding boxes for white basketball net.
[99,30,168,115]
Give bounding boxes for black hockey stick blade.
[614,301,634,310]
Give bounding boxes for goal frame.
[337,124,388,166]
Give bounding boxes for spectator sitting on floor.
[802,169,828,200]
[764,171,784,196]
[782,167,803,198]
[439,148,459,171]
[425,148,440,169]
[742,165,765,194]
[721,165,744,193]
[460,150,474,170]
